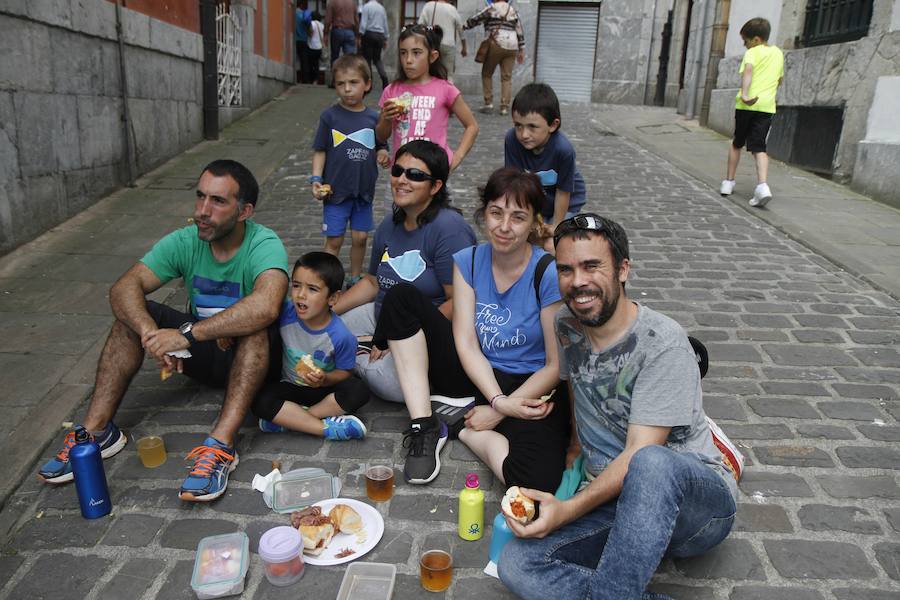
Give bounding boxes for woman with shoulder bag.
[464,0,525,116]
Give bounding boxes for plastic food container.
[272,472,338,513]
[190,532,249,599]
[336,562,397,600]
[258,526,305,587]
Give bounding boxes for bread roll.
[329,503,364,534]
[299,522,335,556]
[501,485,536,524]
[294,354,322,379]
[388,92,413,114]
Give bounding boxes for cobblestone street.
[0,85,898,599]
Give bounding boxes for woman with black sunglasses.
[334,140,476,419]
[345,166,569,491]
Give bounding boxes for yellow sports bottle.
[458,473,484,540]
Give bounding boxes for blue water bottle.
[70,426,112,519]
[488,512,515,564]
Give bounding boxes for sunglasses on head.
[402,23,433,33]
[390,164,435,182]
[553,214,607,247]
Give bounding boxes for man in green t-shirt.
[719,18,784,208]
[38,160,289,502]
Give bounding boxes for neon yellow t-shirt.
[735,44,784,114]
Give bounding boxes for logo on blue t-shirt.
[382,249,427,282]
[332,128,376,149]
[534,169,558,186]
[191,275,241,319]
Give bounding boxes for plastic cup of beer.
[136,435,167,468]
[419,543,453,592]
[365,462,394,502]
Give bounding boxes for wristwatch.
[179,322,196,347]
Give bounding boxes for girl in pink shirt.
[376,25,478,172]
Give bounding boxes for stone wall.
[707,0,900,196]
[709,31,900,183]
[0,0,293,255]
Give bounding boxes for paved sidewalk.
[0,86,898,599]
[591,104,900,301]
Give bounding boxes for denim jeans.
[330,28,357,64]
[498,445,736,600]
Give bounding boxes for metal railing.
[216,4,242,106]
[801,0,873,47]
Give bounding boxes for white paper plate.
[303,498,385,566]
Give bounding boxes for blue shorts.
[323,196,374,237]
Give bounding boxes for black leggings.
[375,283,570,493]
[252,379,369,422]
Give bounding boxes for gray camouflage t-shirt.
[557,303,737,499]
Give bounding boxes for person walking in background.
[464,0,525,115]
[295,2,313,83]
[306,12,325,84]
[418,0,467,84]
[719,18,784,208]
[360,0,390,90]
[325,0,359,77]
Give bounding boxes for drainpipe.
[114,0,136,186]
[200,0,219,140]
[699,0,729,127]
[642,0,662,105]
[685,0,710,119]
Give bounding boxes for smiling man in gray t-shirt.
[499,214,738,600]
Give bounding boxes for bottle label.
[89,497,105,507]
[467,523,481,536]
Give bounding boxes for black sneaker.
[430,395,475,440]
[402,418,448,484]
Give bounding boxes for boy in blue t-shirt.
[505,83,586,251]
[311,54,389,287]
[251,252,369,440]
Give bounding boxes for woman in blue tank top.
[378,167,570,492]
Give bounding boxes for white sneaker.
[750,183,772,207]
[719,180,735,196]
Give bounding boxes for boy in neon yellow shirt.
[720,18,784,208]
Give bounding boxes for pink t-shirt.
[379,78,460,164]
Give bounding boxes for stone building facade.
[704,0,900,208]
[394,0,678,105]
[0,0,295,255]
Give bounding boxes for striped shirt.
[464,1,524,50]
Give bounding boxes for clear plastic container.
[190,532,249,599]
[271,472,338,513]
[336,562,397,600]
[258,526,305,587]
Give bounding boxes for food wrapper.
[388,92,414,114]
[160,349,192,380]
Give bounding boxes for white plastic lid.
[258,526,303,563]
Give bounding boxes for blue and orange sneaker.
[323,415,367,440]
[38,422,127,484]
[179,437,238,502]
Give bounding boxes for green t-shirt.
[141,220,289,318]
[735,44,784,114]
